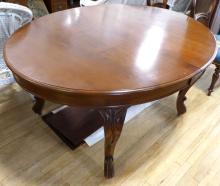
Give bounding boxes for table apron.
[13,70,205,108]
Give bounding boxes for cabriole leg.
[99,106,127,178]
[177,87,189,115]
[177,70,205,115]
[208,64,220,96]
[32,96,45,115]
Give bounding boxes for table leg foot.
[32,96,45,115]
[104,156,114,178]
[99,106,127,179]
[208,64,220,96]
[176,70,205,116]
[177,88,188,115]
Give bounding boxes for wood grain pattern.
[177,70,205,115]
[0,67,220,185]
[3,5,217,178]
[99,107,127,178]
[4,5,217,107]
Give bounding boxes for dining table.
[4,4,217,178]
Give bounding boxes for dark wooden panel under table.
[1,0,27,6]
[43,0,68,13]
[4,5,217,179]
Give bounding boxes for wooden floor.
[0,66,220,186]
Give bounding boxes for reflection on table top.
[5,4,217,93]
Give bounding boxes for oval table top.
[4,4,217,106]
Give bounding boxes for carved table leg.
[177,87,189,115]
[99,106,127,178]
[32,96,45,115]
[208,64,220,96]
[177,70,205,116]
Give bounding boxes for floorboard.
[0,65,220,186]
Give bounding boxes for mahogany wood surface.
[43,0,68,13]
[4,5,216,107]
[4,5,217,178]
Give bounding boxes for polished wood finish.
[4,5,217,178]
[43,0,68,13]
[4,5,217,107]
[177,70,205,115]
[99,107,127,178]
[208,63,220,95]
[2,70,220,185]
